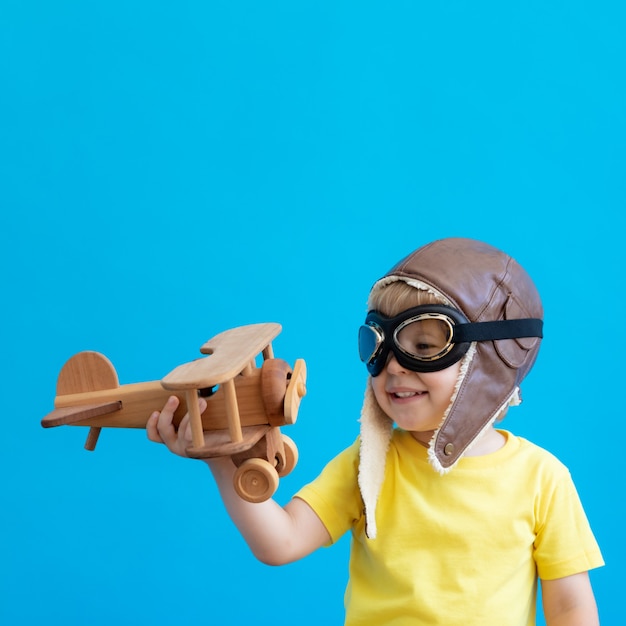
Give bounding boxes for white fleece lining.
[358,380,393,539]
[367,276,452,309]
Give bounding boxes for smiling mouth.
[392,391,425,399]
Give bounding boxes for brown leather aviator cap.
[373,237,543,471]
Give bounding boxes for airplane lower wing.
[41,401,122,428]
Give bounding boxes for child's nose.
[385,354,408,375]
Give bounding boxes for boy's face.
[371,352,461,444]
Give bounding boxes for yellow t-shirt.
[295,430,603,626]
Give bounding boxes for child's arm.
[541,572,600,626]
[146,396,331,566]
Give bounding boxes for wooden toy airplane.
[41,323,307,503]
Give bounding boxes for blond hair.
[367,280,447,317]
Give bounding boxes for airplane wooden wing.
[162,322,282,389]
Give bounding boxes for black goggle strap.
[452,318,543,343]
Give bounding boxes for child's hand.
[146,395,207,458]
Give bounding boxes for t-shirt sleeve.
[295,438,364,544]
[533,469,604,580]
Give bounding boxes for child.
[147,237,604,626]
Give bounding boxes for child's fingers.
[177,414,192,443]
[147,395,208,455]
[146,412,163,443]
[153,396,180,447]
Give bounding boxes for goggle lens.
[395,316,455,361]
[358,323,382,364]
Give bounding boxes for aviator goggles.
[358,304,543,376]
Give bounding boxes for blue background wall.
[2,2,623,624]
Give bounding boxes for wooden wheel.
[234,458,279,503]
[277,435,298,477]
